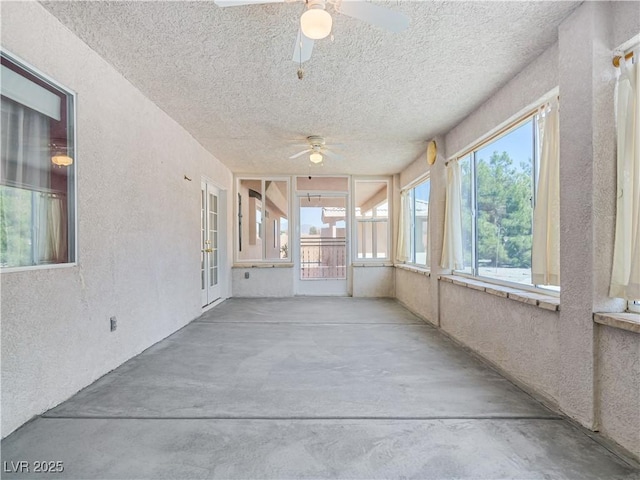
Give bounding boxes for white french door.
[201,181,221,306]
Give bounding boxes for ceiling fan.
[289,136,343,164]
[213,0,410,63]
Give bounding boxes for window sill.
[233,263,293,269]
[1,262,78,274]
[594,312,640,334]
[353,262,394,267]
[395,264,431,277]
[438,274,560,311]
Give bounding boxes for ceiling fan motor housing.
[307,135,326,148]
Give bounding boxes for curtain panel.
[440,161,463,270]
[532,99,560,286]
[396,190,409,262]
[610,51,640,300]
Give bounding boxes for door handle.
[203,248,213,253]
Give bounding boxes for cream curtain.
[396,190,409,262]
[610,51,640,300]
[441,161,463,270]
[532,99,560,286]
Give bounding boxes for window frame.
[235,176,291,263]
[402,175,431,269]
[451,106,559,296]
[352,177,391,262]
[0,49,78,273]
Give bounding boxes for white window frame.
[402,176,431,269]
[235,176,290,263]
[353,177,391,262]
[0,49,78,273]
[451,107,559,296]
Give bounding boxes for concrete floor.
[2,297,638,479]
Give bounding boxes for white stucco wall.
[0,2,233,438]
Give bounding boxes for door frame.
[294,191,350,296]
[201,177,227,308]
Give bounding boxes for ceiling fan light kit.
[213,0,409,66]
[289,135,343,165]
[309,152,323,163]
[300,6,332,40]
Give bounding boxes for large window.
[399,179,431,267]
[0,52,76,269]
[354,180,389,260]
[236,178,289,262]
[457,116,543,287]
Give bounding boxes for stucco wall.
[395,1,640,460]
[439,282,560,404]
[232,266,294,297]
[445,42,558,159]
[395,269,434,324]
[597,326,640,458]
[612,0,640,50]
[351,266,394,298]
[0,2,233,438]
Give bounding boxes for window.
[354,180,389,260]
[457,116,548,288]
[1,52,76,269]
[408,179,430,266]
[237,178,289,261]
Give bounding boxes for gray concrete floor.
[2,297,638,479]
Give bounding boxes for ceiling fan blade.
[289,148,312,159]
[338,1,409,33]
[292,28,314,63]
[323,149,344,161]
[214,0,286,7]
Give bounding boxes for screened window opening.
[408,179,431,267]
[237,178,289,262]
[0,52,76,269]
[354,180,389,260]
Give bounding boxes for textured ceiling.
[40,1,580,175]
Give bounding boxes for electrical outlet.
[244,272,250,279]
[110,316,117,332]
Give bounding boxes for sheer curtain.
[396,190,409,262]
[610,50,640,300]
[532,99,560,286]
[36,193,67,263]
[441,161,463,270]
